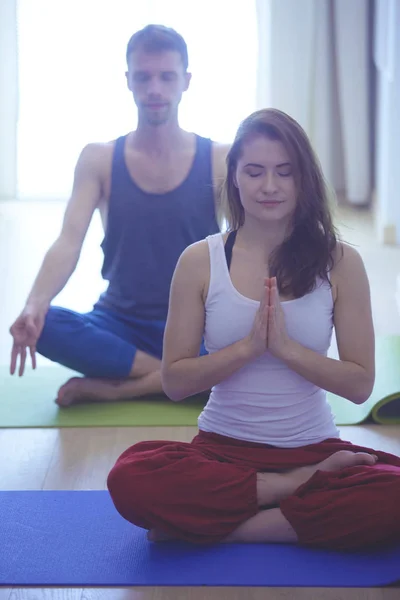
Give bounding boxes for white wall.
[256,0,372,206]
[0,0,17,201]
[374,0,400,245]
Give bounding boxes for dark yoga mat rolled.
[1,491,399,587]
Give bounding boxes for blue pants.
[36,306,179,379]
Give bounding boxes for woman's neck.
[236,216,292,258]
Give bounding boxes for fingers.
[10,345,35,375]
[267,281,277,342]
[265,288,270,338]
[264,277,277,287]
[270,278,280,306]
[30,346,37,370]
[19,347,27,377]
[262,277,278,312]
[259,281,270,328]
[259,284,266,312]
[10,345,19,375]
[266,304,274,347]
[259,289,268,324]
[265,283,270,307]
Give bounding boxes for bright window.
[17,0,258,200]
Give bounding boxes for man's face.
[126,49,191,126]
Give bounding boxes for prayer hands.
[246,277,291,360]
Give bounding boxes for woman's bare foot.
[317,449,378,471]
[56,377,121,407]
[257,450,378,506]
[288,450,378,493]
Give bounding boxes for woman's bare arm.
[161,241,255,401]
[279,243,375,404]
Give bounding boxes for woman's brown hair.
[220,108,339,298]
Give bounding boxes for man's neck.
[131,120,187,155]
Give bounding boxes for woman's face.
[235,134,297,225]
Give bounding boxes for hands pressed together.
[247,277,293,361]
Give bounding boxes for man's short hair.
[126,24,189,70]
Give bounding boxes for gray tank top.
[96,134,220,320]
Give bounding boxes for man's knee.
[36,306,84,360]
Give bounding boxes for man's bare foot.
[56,370,164,407]
[147,529,174,542]
[56,377,120,407]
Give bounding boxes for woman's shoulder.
[174,238,216,301]
[180,238,208,259]
[179,233,225,264]
[331,241,365,273]
[330,241,367,293]
[175,238,212,282]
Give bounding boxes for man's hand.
[9,305,47,376]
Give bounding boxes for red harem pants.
[107,430,400,550]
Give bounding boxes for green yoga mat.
[327,335,400,425]
[0,336,399,428]
[0,366,207,428]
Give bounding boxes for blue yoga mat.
[1,491,400,587]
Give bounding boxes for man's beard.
[143,106,170,126]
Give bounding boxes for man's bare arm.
[26,143,107,310]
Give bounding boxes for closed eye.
[133,72,150,83]
[245,168,263,177]
[162,72,178,81]
[276,162,292,177]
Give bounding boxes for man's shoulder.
[192,133,230,158]
[80,139,116,160]
[76,139,121,176]
[211,141,230,157]
[210,142,230,185]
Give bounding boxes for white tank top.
[197,233,340,448]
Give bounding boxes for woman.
[107,109,400,550]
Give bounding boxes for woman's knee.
[107,461,156,529]
[368,468,400,544]
[107,442,175,528]
[284,466,400,550]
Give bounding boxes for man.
[9,24,228,406]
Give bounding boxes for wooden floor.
[1,585,399,600]
[1,200,400,599]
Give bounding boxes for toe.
[356,452,378,465]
